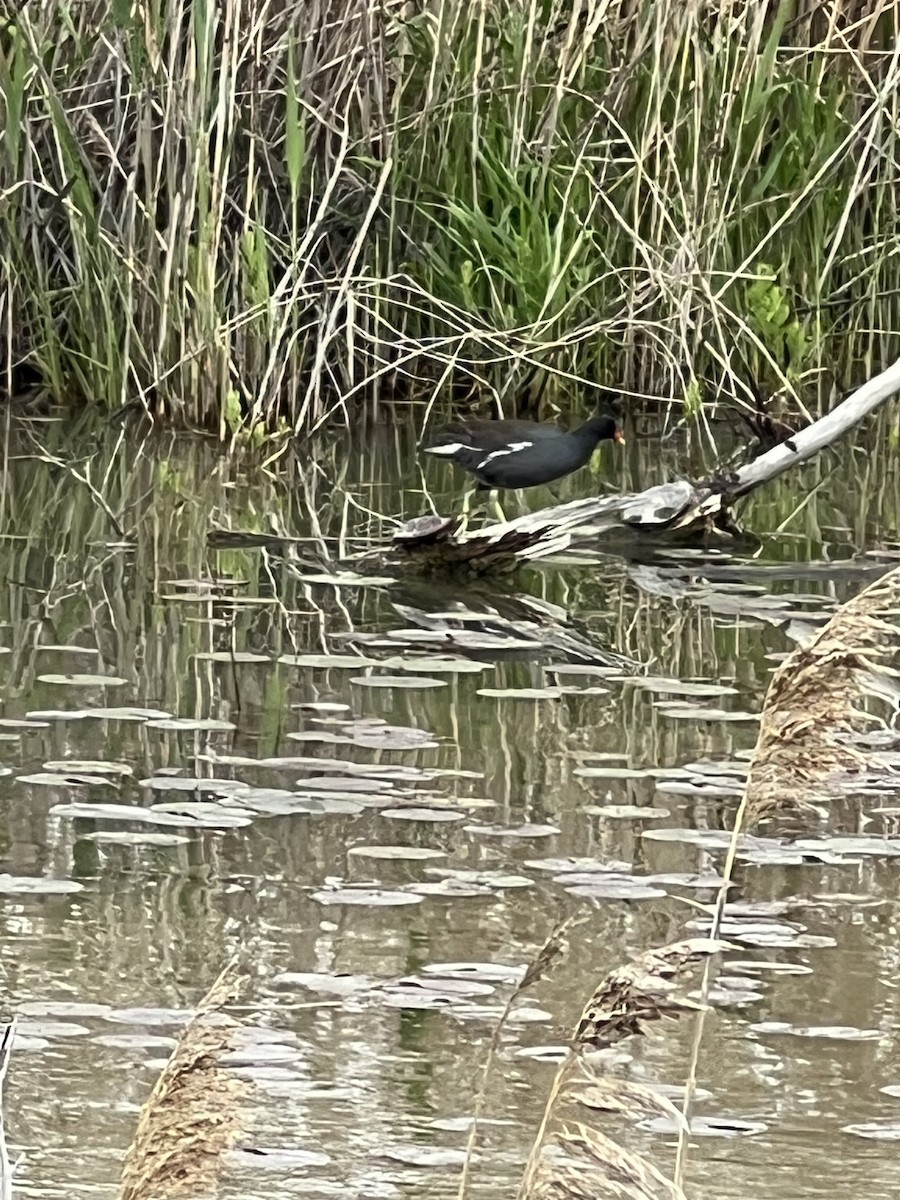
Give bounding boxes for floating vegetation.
[466,823,561,839]
[49,802,252,829]
[17,772,115,787]
[347,845,447,861]
[477,686,564,700]
[310,887,424,907]
[36,673,128,687]
[44,760,133,777]
[0,876,84,895]
[381,808,466,823]
[80,831,192,847]
[349,674,447,689]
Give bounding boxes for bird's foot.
[489,493,508,524]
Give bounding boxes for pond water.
[2,410,900,1198]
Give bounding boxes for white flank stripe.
[475,440,532,470]
[424,443,465,456]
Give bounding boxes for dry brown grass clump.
[517,937,725,1200]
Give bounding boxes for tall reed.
[1,0,898,431]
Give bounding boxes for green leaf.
[223,389,243,436]
[285,37,305,203]
[683,377,702,419]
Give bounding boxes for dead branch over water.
[382,357,900,571]
[119,961,248,1200]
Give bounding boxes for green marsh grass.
[1,0,899,430]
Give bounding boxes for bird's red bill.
[614,430,626,444]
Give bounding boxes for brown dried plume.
[118,959,249,1200]
[745,562,900,824]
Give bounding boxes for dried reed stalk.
[0,1022,17,1200]
[672,562,900,1184]
[457,916,579,1200]
[118,960,248,1200]
[517,937,725,1200]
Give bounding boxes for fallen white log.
[730,356,900,497]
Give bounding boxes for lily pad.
[311,888,424,907]
[640,1116,768,1137]
[406,879,492,898]
[476,687,563,700]
[424,868,533,889]
[524,857,632,874]
[421,962,525,984]
[271,972,373,996]
[842,1123,900,1140]
[107,1007,193,1025]
[84,708,173,722]
[389,975,495,999]
[93,1033,178,1050]
[26,710,89,721]
[381,808,465,823]
[625,677,739,698]
[348,846,446,861]
[350,675,446,689]
[585,805,671,820]
[139,776,247,794]
[17,1001,111,1019]
[193,651,271,664]
[751,1022,879,1040]
[144,717,236,732]
[350,725,439,750]
[728,960,813,976]
[653,702,760,722]
[574,766,661,780]
[44,760,133,777]
[149,802,255,827]
[18,772,114,787]
[278,654,375,668]
[37,673,128,687]
[0,875,84,895]
[295,776,394,794]
[465,823,560,839]
[18,1019,91,1038]
[655,778,745,798]
[564,877,667,901]
[50,802,251,829]
[295,701,351,714]
[80,831,191,847]
[380,1145,467,1168]
[376,656,489,674]
[36,644,100,654]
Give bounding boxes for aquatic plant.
[0,2,898,425]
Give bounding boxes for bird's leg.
[456,486,475,535]
[489,490,508,524]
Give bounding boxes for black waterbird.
[422,411,625,524]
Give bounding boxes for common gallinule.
[423,411,625,523]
